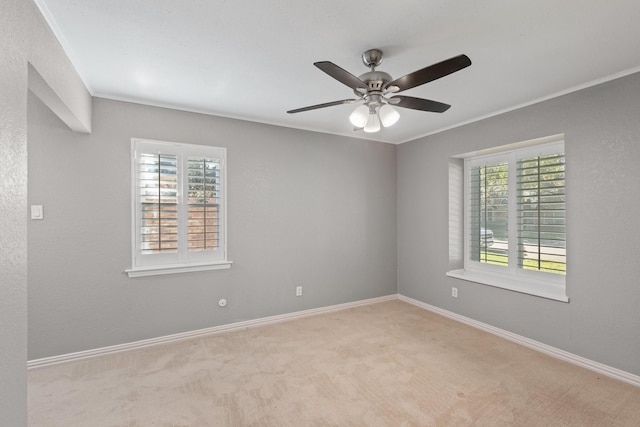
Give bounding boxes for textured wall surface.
[27,96,397,359]
[1,0,28,424]
[398,72,640,375]
[1,0,91,421]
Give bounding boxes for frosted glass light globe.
[379,104,400,128]
[349,105,369,128]
[363,112,381,133]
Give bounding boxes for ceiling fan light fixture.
[288,50,471,135]
[349,104,369,128]
[379,104,400,128]
[363,110,381,133]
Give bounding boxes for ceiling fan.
[287,49,471,133]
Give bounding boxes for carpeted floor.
[28,300,640,426]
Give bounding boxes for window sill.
[125,260,233,278]
[446,269,568,302]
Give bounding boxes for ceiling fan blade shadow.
[391,95,451,113]
[386,54,471,92]
[314,61,368,90]
[287,99,358,114]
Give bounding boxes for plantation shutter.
[187,157,221,252]
[139,153,178,254]
[517,152,566,275]
[469,160,508,266]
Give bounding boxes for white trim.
[399,294,640,388]
[453,134,564,159]
[96,65,640,146]
[27,293,638,389]
[32,0,93,94]
[27,294,397,369]
[125,260,233,278]
[446,269,568,302]
[399,65,640,144]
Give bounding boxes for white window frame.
[126,138,232,277]
[447,134,568,302]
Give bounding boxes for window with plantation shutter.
[448,135,567,302]
[127,139,231,277]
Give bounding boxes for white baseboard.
[399,294,640,388]
[28,293,640,389]
[27,294,398,369]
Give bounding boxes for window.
[447,135,567,302]
[126,139,231,277]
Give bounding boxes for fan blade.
[287,99,358,114]
[314,61,368,90]
[390,95,451,113]
[386,54,471,92]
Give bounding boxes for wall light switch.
[31,205,44,220]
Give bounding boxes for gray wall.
[1,2,28,423]
[27,96,397,359]
[2,0,91,423]
[398,71,640,375]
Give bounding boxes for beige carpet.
[28,300,640,426]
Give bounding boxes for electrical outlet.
[296,286,303,297]
[452,287,458,298]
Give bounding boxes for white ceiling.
[35,0,640,144]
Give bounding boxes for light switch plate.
[31,205,44,220]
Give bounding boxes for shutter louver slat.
[469,161,508,267]
[517,152,566,275]
[187,157,220,252]
[139,153,178,254]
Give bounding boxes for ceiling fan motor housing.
[354,70,392,97]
